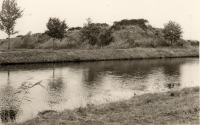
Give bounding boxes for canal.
[0,58,199,123]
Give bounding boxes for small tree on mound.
[0,0,23,50]
[163,21,183,46]
[45,17,68,49]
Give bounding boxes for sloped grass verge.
[0,47,199,65]
[16,87,199,125]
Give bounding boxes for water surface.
[0,58,199,123]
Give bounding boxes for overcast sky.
[0,0,200,40]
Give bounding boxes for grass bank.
[0,47,199,65]
[16,87,199,125]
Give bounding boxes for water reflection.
[46,67,66,107]
[0,58,199,123]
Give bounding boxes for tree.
[163,21,183,45]
[81,18,101,46]
[45,17,68,40]
[0,0,23,50]
[45,17,68,49]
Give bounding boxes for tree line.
[0,0,183,50]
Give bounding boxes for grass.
[0,47,199,65]
[14,86,199,125]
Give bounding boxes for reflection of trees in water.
[161,59,185,89]
[162,59,184,76]
[97,59,184,78]
[82,70,95,100]
[83,65,100,87]
[46,67,66,107]
[81,59,186,93]
[80,60,159,91]
[80,60,155,83]
[48,77,65,92]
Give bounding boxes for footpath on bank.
[0,47,199,65]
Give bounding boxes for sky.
[0,0,200,40]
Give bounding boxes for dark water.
[0,58,199,123]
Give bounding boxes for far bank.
[0,47,199,65]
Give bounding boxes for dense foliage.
[80,18,102,46]
[163,21,183,45]
[0,0,23,49]
[99,29,113,46]
[45,17,68,40]
[111,19,149,30]
[80,18,113,46]
[68,27,82,31]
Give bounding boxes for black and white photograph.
[0,0,199,124]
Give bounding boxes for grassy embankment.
[0,47,199,65]
[16,86,199,125]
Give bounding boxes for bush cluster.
[99,29,113,46]
[80,20,113,46]
[81,23,101,46]
[18,32,51,49]
[188,40,199,46]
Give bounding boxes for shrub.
[37,33,51,43]
[20,31,35,49]
[133,37,170,48]
[188,40,199,46]
[156,38,170,47]
[176,39,187,47]
[66,30,81,42]
[112,26,144,46]
[80,18,101,46]
[134,38,155,47]
[99,29,113,46]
